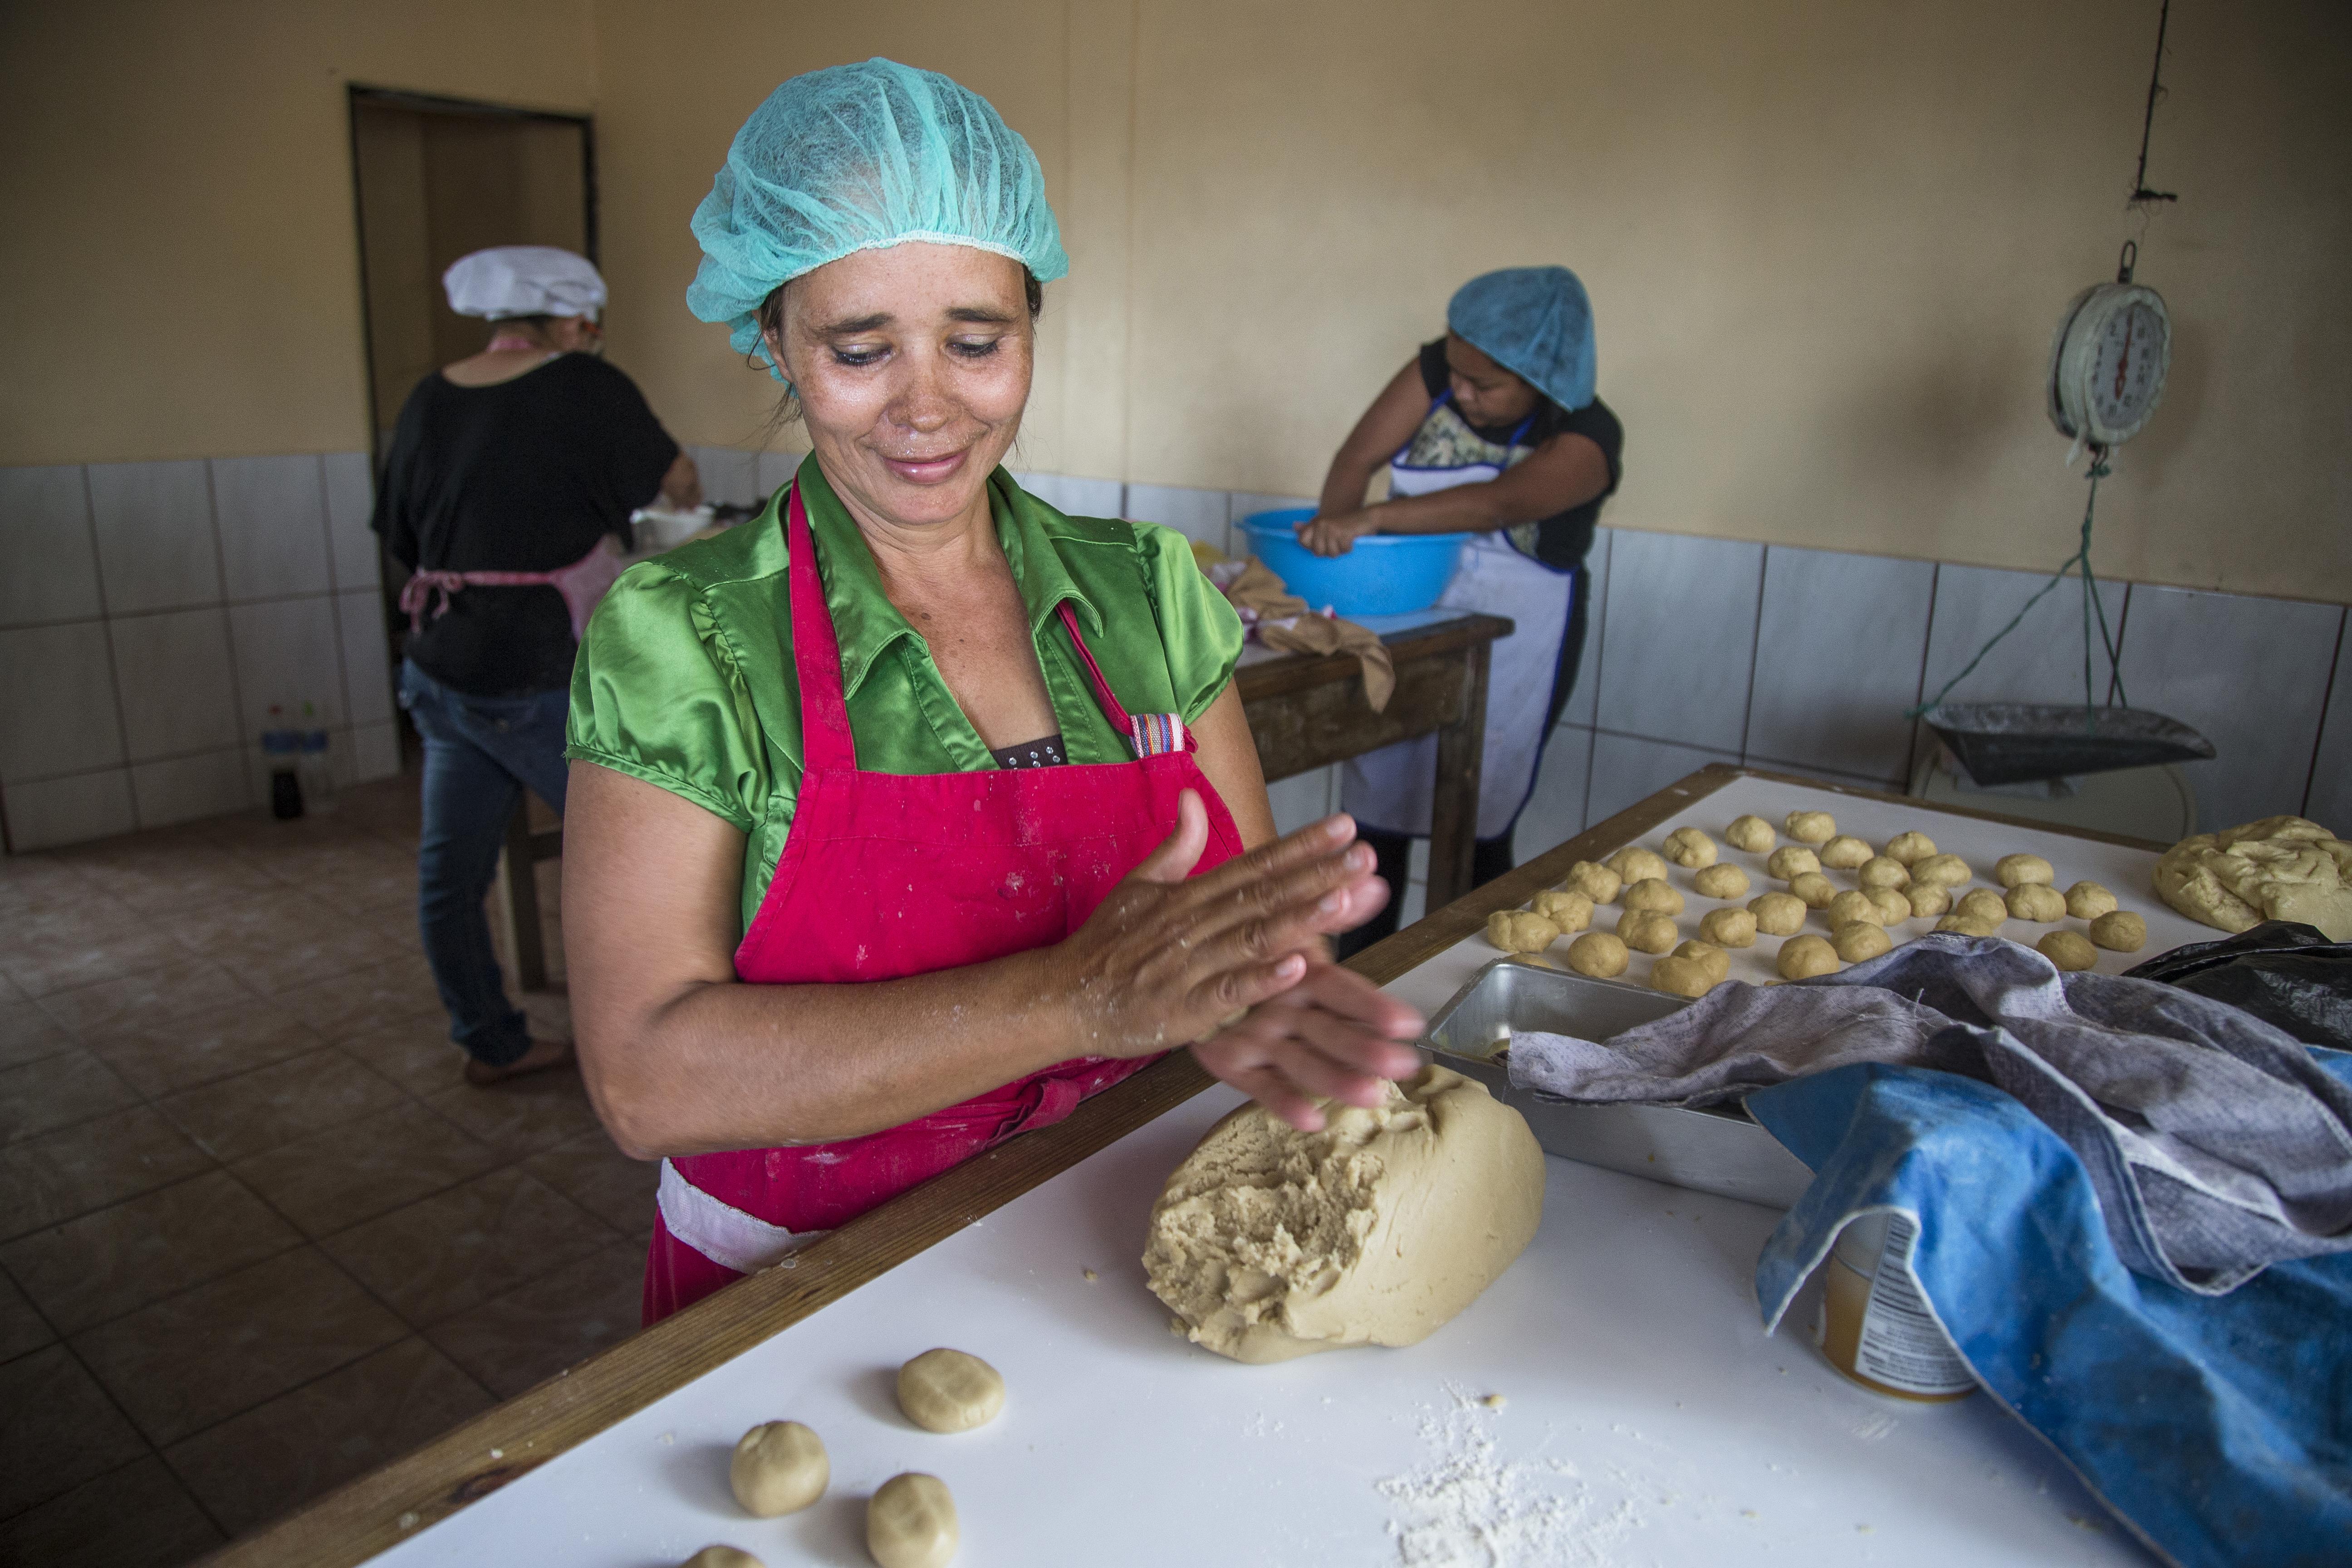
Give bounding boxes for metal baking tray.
[1423,958,1814,1211]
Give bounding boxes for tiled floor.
[0,774,652,1565]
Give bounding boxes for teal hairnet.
[1446,266,1596,412]
[686,58,1069,382]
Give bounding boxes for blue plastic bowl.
[1238,510,1471,618]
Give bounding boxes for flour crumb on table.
[1380,1384,1652,1566]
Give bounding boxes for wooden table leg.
[1425,637,1491,912]
[493,801,547,993]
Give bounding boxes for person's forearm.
[1365,484,1530,535]
[1317,452,1383,519]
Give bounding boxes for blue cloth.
[1748,1054,2352,1568]
[687,58,1069,382]
[1446,266,1596,412]
[398,660,570,1068]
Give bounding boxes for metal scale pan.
[1920,702,2213,788]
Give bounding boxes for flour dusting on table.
[1380,1384,1652,1566]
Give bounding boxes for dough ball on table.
[1864,887,1913,926]
[2090,910,2148,952]
[1699,906,1758,948]
[1605,846,1669,886]
[1530,890,1594,932]
[2006,883,2067,923]
[1789,872,1838,910]
[1911,853,1973,889]
[1777,934,1841,980]
[1748,892,1807,936]
[1673,939,1731,985]
[1957,888,2010,927]
[1767,846,1822,882]
[2065,881,2119,920]
[1617,909,1679,954]
[1622,877,1686,916]
[1832,921,1892,963]
[1884,830,1937,865]
[1936,913,2001,938]
[730,1421,828,1516]
[897,1348,1005,1433]
[1649,955,1715,998]
[1908,885,1953,920]
[867,1474,960,1568]
[1485,910,1561,955]
[1726,814,1777,853]
[1785,810,1836,845]
[1818,835,1872,871]
[2153,815,2352,939]
[683,1550,764,1568]
[1692,863,1751,900]
[1995,853,2056,889]
[1826,890,1879,930]
[1143,1065,1544,1362]
[1662,827,1719,869]
[1857,856,1911,891]
[1567,931,1631,977]
[2038,930,2099,972]
[1564,860,1624,904]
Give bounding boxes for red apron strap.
[786,485,858,773]
[1056,600,1136,732]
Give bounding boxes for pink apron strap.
[1056,602,1191,758]
[784,485,858,773]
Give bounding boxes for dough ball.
[2065,881,2119,920]
[1785,810,1837,844]
[1563,860,1624,904]
[1907,884,1953,920]
[1818,835,1872,871]
[1662,827,1719,869]
[1605,846,1670,886]
[1143,1065,1543,1362]
[1767,846,1822,882]
[1567,931,1630,978]
[1956,888,2009,927]
[1692,863,1751,900]
[867,1473,959,1568]
[2038,930,2099,972]
[683,1550,764,1568]
[2006,883,2067,923]
[1649,955,1715,998]
[1789,872,1838,910]
[1748,891,1807,936]
[1884,830,1938,865]
[1485,910,1560,955]
[1832,921,1892,963]
[2153,816,2352,940]
[1621,877,1686,916]
[896,1348,1005,1434]
[730,1421,828,1517]
[1857,856,1911,891]
[1530,889,1594,932]
[2090,910,2148,953]
[1826,890,1879,930]
[1864,887,1913,926]
[1911,853,1973,888]
[1617,909,1679,954]
[1777,934,1841,980]
[1698,906,1758,948]
[1936,913,2001,937]
[1725,814,1777,853]
[1995,853,2056,889]
[1672,939,1731,985]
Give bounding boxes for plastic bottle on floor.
[263,705,304,820]
[298,701,336,814]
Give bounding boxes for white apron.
[1340,392,1573,841]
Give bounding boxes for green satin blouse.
[566,456,1245,932]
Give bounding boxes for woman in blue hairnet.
[559,60,1421,1321]
[1303,269,1623,953]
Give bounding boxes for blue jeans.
[397,659,570,1068]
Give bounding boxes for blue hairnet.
[686,59,1069,382]
[1446,266,1596,412]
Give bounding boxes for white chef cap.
[442,246,608,320]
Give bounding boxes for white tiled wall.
[0,453,401,852]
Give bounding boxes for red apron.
[643,485,1244,1323]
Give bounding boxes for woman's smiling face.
[769,243,1034,532]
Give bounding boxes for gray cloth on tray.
[1505,933,2352,1294]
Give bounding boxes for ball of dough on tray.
[1663,827,1718,869]
[1911,853,1973,888]
[683,1549,765,1568]
[1957,888,2010,926]
[1692,863,1751,900]
[1826,890,1879,930]
[2153,815,2352,940]
[1832,921,1892,963]
[1884,830,1938,865]
[2038,930,2099,971]
[1143,1065,1543,1362]
[1908,884,1953,919]
[731,1421,828,1517]
[1649,955,1715,998]
[1768,846,1822,882]
[1617,909,1679,954]
[1622,877,1685,916]
[2090,910,2148,952]
[1568,931,1630,977]
[1699,906,1758,948]
[1563,860,1623,904]
[1606,845,1670,885]
[1485,910,1561,954]
[1673,939,1731,985]
[1863,887,1912,926]
[1936,913,2001,937]
[1748,891,1807,936]
[1818,835,1872,871]
[867,1473,960,1568]
[1530,889,1594,932]
[1785,810,1836,845]
[897,1348,1005,1434]
[1777,934,1840,980]
[1788,872,1838,910]
[1725,814,1777,853]
[1995,853,2056,889]
[1857,856,1911,891]
[2006,883,2067,923]
[2065,881,2119,920]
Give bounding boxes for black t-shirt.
[373,353,679,694]
[1416,339,1623,571]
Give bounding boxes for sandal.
[465,1037,575,1087]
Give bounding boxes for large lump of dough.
[2155,816,2352,940]
[1142,1066,1542,1364]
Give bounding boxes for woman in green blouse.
[561,61,1420,1318]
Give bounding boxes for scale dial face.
[2089,301,2166,435]
[2047,282,2171,447]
